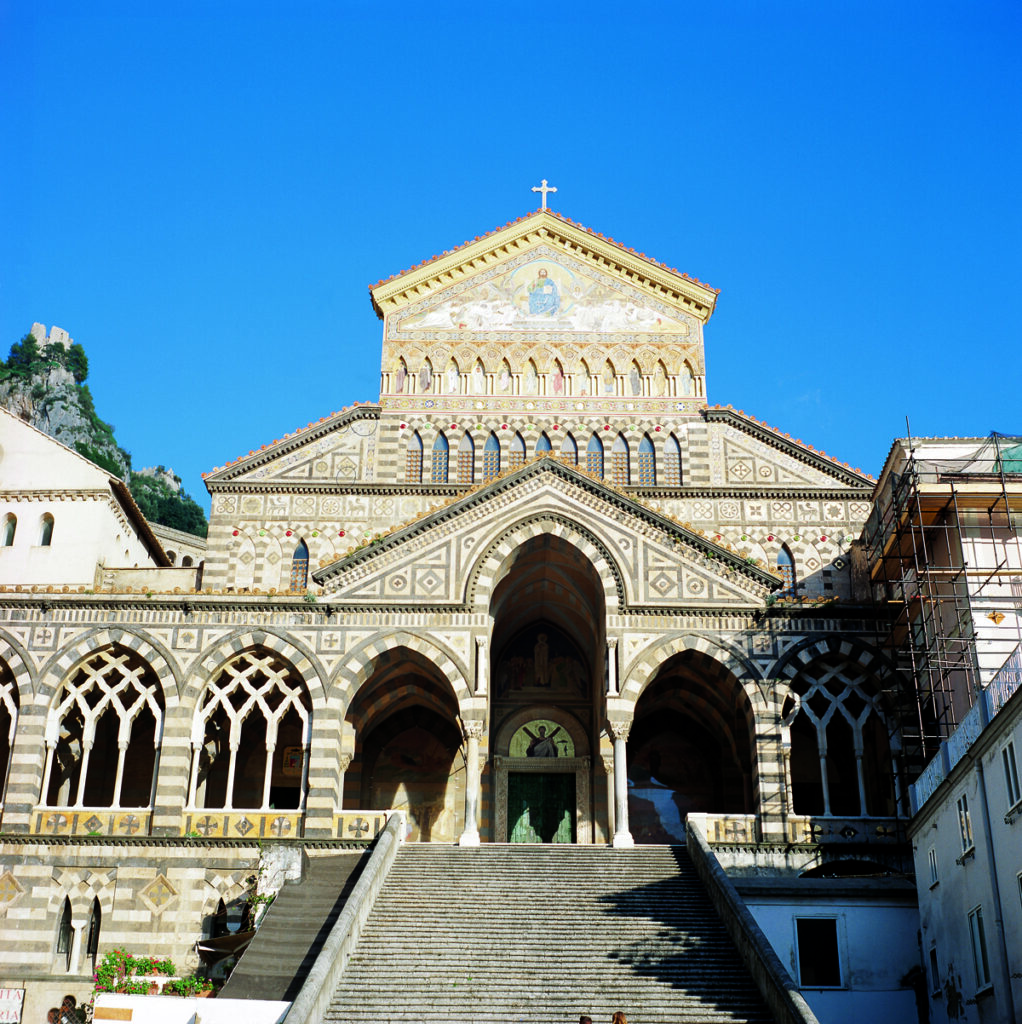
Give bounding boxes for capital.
[606,719,632,743]
[462,720,485,741]
[338,754,352,771]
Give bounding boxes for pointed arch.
[290,539,310,592]
[457,432,475,484]
[431,432,449,483]
[510,432,526,469]
[663,432,682,485]
[405,430,423,483]
[483,432,501,482]
[637,434,656,485]
[55,896,73,971]
[586,433,604,478]
[559,432,578,465]
[611,432,630,485]
[535,432,553,455]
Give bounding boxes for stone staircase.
[220,850,366,1001]
[322,844,774,1024]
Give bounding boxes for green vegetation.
[1,332,208,538]
[129,469,208,538]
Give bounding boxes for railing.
[910,642,1022,812]
[181,810,304,839]
[31,808,154,836]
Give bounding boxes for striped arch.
[771,634,895,689]
[344,669,460,736]
[466,515,624,612]
[335,632,471,711]
[0,629,36,702]
[188,630,326,706]
[47,869,116,917]
[622,632,765,709]
[37,628,180,707]
[199,873,249,920]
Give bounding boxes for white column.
[818,741,832,816]
[855,751,868,815]
[187,745,202,807]
[261,740,275,810]
[459,721,483,846]
[224,743,239,811]
[475,637,488,696]
[609,720,634,848]
[74,742,93,808]
[602,754,616,841]
[40,742,56,805]
[606,639,619,696]
[111,741,129,808]
[337,754,352,810]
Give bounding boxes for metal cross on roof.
[531,179,557,210]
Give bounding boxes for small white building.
[0,407,169,587]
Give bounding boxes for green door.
[508,772,575,843]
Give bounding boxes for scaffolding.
[863,432,1022,779]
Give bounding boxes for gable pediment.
[312,459,778,609]
[204,407,380,487]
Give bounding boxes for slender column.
[602,754,616,842]
[224,743,239,811]
[261,741,275,810]
[111,741,129,808]
[475,637,488,696]
[855,751,868,815]
[74,742,93,808]
[818,742,832,816]
[337,754,352,809]
[187,745,201,807]
[608,720,634,848]
[459,721,484,846]
[299,745,311,812]
[606,639,619,696]
[40,742,56,805]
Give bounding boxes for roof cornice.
[369,210,720,324]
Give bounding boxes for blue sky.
[2,1,1020,501]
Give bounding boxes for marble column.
[606,638,619,696]
[602,754,616,841]
[459,721,484,846]
[608,720,634,848]
[475,637,488,696]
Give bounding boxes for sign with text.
[0,989,24,1023]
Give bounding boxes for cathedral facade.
[0,210,915,1020]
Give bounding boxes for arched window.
[43,648,164,810]
[777,545,796,595]
[535,433,552,455]
[611,433,630,485]
[182,555,193,567]
[39,513,55,546]
[586,434,604,478]
[785,655,897,817]
[483,433,500,482]
[0,663,18,807]
[406,431,423,484]
[84,898,101,972]
[190,650,311,811]
[637,435,656,485]
[165,550,177,565]
[663,433,681,485]
[55,897,73,972]
[510,433,526,469]
[289,540,309,592]
[457,433,475,484]
[1,515,15,547]
[431,433,449,483]
[559,432,578,465]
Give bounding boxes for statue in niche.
[528,268,560,316]
[524,723,562,758]
[681,367,693,396]
[419,361,433,392]
[525,363,539,395]
[533,633,550,687]
[446,362,460,394]
[394,361,407,394]
[499,363,511,392]
[653,364,667,396]
[629,365,641,396]
[603,363,615,395]
[471,362,485,395]
[552,367,564,395]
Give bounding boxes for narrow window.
[637,435,656,485]
[1,515,15,547]
[1003,740,1021,807]
[927,847,938,886]
[55,897,73,972]
[586,434,604,478]
[795,918,842,987]
[457,433,475,484]
[405,431,423,484]
[777,545,796,595]
[535,433,552,455]
[431,433,449,483]
[611,433,630,485]
[84,898,101,972]
[39,513,55,546]
[663,433,681,485]
[559,433,577,465]
[968,906,991,989]
[289,540,309,592]
[482,433,500,482]
[957,793,974,853]
[928,947,940,996]
[510,433,526,469]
